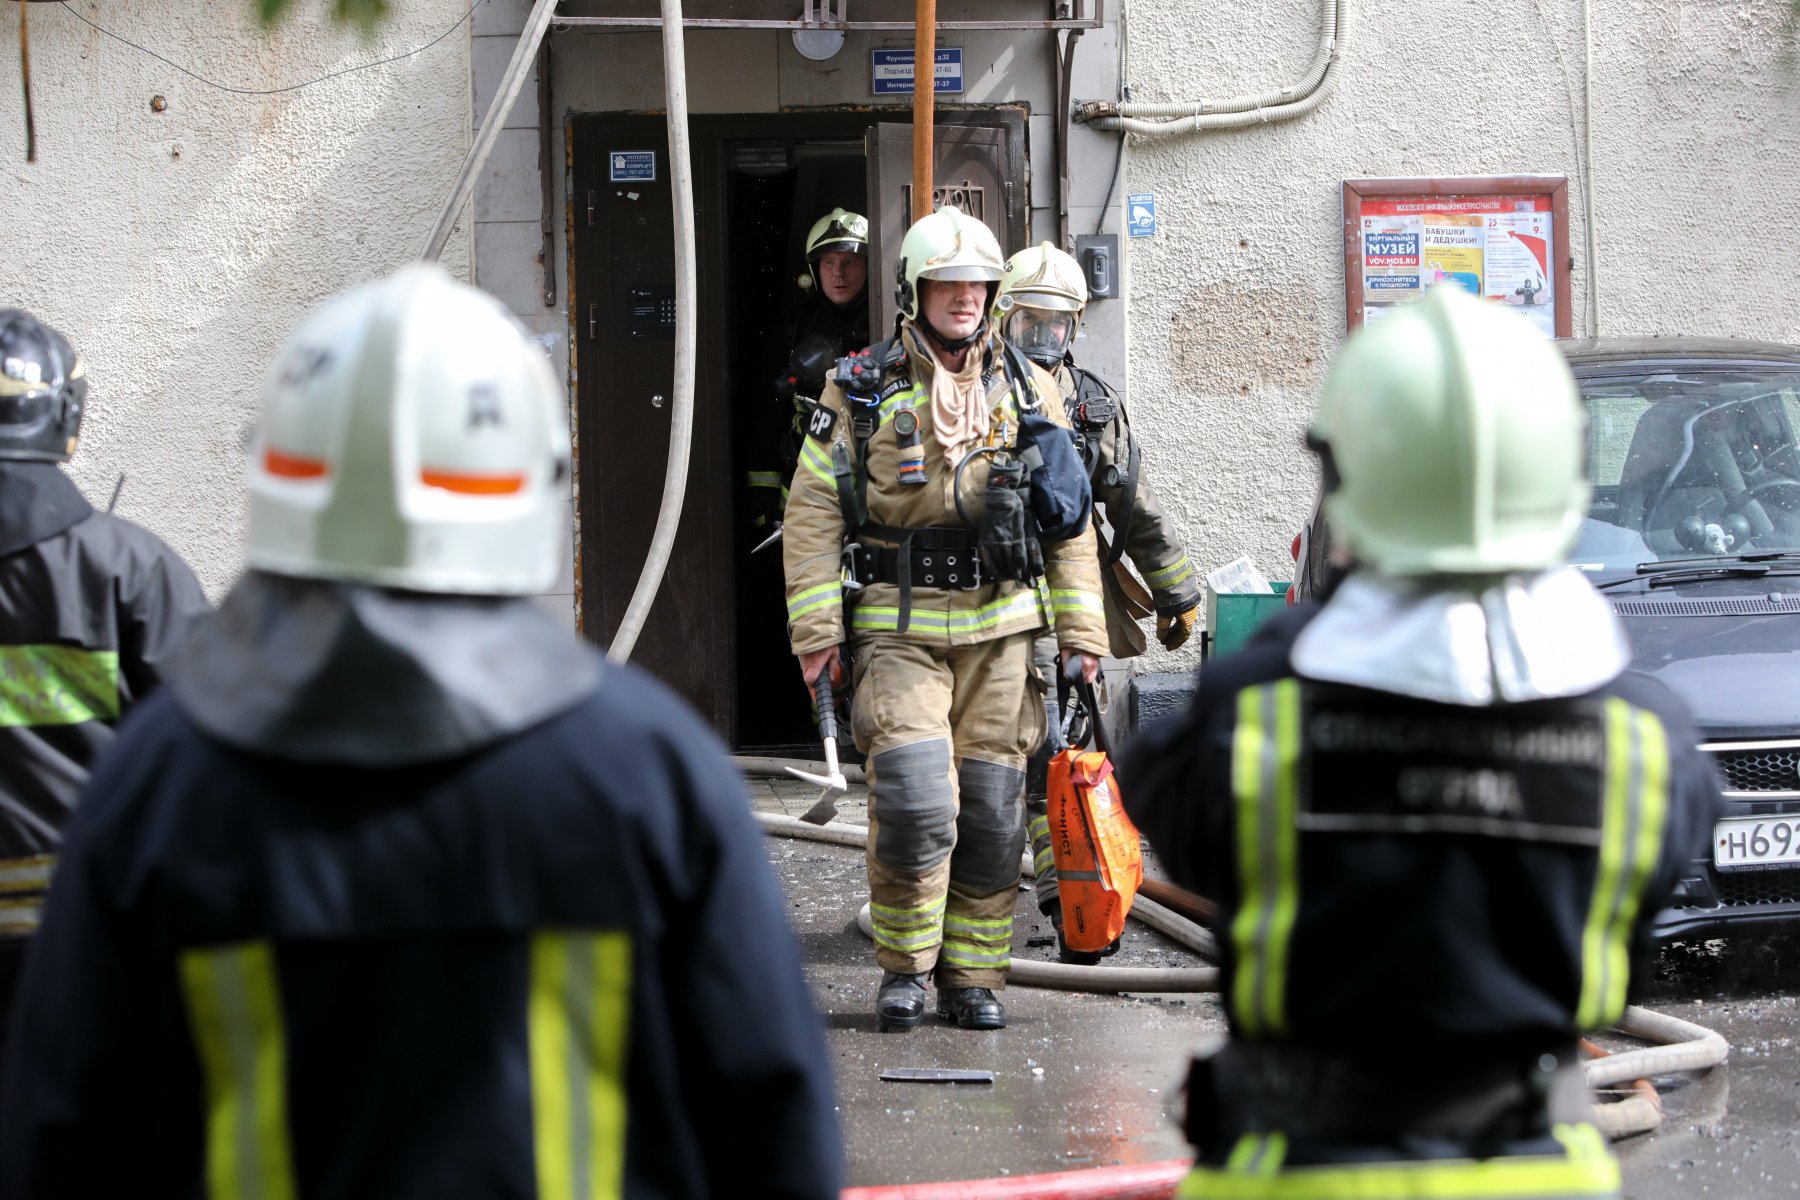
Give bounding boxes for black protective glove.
[979,459,1044,584]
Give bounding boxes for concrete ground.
[749,774,1800,1195]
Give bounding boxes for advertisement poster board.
[1342,177,1570,338]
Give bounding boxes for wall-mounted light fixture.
[792,0,846,61]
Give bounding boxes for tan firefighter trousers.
[850,630,1046,989]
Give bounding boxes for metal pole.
[911,0,936,221]
[421,0,560,262]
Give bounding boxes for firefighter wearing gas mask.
[0,310,209,1057]
[3,267,843,1200]
[996,244,1202,960]
[783,207,1107,1032]
[745,207,873,533]
[1120,288,1720,1200]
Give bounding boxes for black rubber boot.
[876,971,927,1031]
[1049,905,1106,966]
[936,986,1006,1030]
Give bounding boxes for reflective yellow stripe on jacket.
[0,645,120,727]
[1228,680,1302,1039]
[849,585,1049,636]
[529,931,633,1200]
[1179,1122,1620,1199]
[1576,700,1671,1029]
[180,941,298,1200]
[0,854,53,936]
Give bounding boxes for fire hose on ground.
[754,810,1730,1146]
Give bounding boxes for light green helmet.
[895,206,1006,322]
[1312,286,1588,577]
[801,207,868,289]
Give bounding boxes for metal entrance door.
[570,116,734,733]
[866,121,1027,335]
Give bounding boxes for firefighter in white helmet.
[2,266,843,1199]
[783,207,1108,1031]
[1122,287,1719,1200]
[996,242,1201,962]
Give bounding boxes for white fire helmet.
[247,265,570,595]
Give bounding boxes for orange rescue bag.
[1046,745,1143,953]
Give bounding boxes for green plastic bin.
[1204,582,1290,659]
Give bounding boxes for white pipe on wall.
[608,0,700,663]
[1080,0,1347,138]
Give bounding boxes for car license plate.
[1713,815,1800,868]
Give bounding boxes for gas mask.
[1003,307,1077,368]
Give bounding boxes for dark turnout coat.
[1121,603,1719,1197]
[0,462,208,945]
[0,644,843,1200]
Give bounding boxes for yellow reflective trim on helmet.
[528,931,632,1200]
[179,941,298,1200]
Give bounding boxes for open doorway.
[570,110,1025,752]
[725,136,868,752]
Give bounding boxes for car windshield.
[1574,362,1800,578]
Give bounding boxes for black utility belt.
[1184,1041,1589,1148]
[847,525,984,592]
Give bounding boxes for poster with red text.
[1358,195,1555,335]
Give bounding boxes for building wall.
[1120,0,1800,664]
[471,0,1800,665]
[0,0,474,597]
[470,0,1128,631]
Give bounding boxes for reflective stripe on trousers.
[1178,1122,1620,1199]
[870,896,947,954]
[939,912,1012,971]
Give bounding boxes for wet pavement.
[749,775,1800,1194]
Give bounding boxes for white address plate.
[1713,815,1800,868]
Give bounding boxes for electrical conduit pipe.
[1079,0,1346,137]
[608,0,699,662]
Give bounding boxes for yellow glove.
[1156,605,1199,651]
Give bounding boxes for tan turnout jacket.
[783,323,1108,658]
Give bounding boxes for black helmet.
[0,310,87,462]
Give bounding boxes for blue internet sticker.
[609,152,656,183]
[1127,193,1156,238]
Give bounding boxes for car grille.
[1708,744,1800,794]
[1715,869,1800,907]
[1681,740,1800,912]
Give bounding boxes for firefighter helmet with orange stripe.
[247,264,570,594]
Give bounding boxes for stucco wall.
[1120,0,1800,662]
[0,0,474,597]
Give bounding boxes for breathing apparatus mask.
[1003,305,1078,368]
